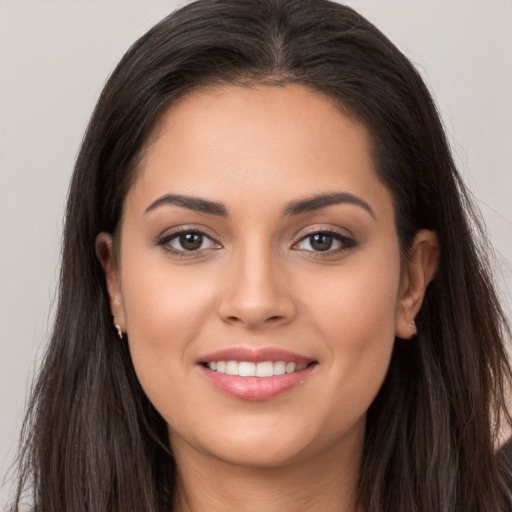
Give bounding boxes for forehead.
[125,84,393,221]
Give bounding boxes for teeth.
[285,362,296,373]
[206,360,309,376]
[256,361,273,377]
[238,362,256,377]
[226,361,238,375]
[274,361,286,375]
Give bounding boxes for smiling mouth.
[199,360,317,401]
[198,347,317,400]
[203,360,310,376]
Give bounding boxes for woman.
[10,0,512,510]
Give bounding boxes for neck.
[172,434,364,512]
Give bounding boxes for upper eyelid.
[294,225,354,242]
[156,229,221,257]
[292,228,356,252]
[157,225,220,243]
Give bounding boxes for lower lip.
[199,364,316,401]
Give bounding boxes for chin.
[200,436,312,469]
[168,409,363,471]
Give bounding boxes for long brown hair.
[11,1,512,510]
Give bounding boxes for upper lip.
[199,347,315,365]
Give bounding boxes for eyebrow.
[283,192,375,218]
[144,191,375,219]
[145,194,228,216]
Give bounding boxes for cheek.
[118,250,218,399]
[308,248,401,338]
[121,241,218,337]
[307,251,401,406]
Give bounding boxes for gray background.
[1,0,511,507]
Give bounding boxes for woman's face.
[99,85,436,469]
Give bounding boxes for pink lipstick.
[198,347,317,401]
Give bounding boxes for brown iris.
[309,233,334,252]
[179,232,203,251]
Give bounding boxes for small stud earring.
[113,315,123,339]
[408,319,417,334]
[115,323,123,339]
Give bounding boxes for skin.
[97,85,439,512]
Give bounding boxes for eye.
[294,231,355,253]
[158,230,219,254]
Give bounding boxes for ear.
[395,229,440,339]
[95,232,126,332]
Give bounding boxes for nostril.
[223,314,284,326]
[225,315,282,322]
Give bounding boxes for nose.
[216,244,297,329]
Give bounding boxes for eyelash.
[292,229,356,255]
[156,228,356,257]
[156,228,220,257]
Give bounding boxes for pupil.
[180,232,203,250]
[311,233,333,251]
